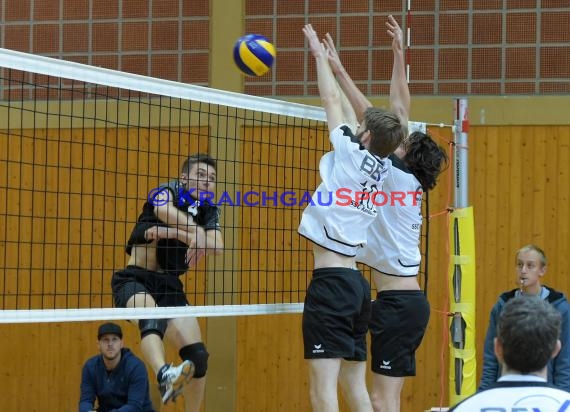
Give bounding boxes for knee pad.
[179,342,209,378]
[138,318,167,340]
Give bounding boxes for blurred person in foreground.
[450,296,570,410]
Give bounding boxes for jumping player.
[299,23,407,412]
[112,153,223,412]
[324,16,448,412]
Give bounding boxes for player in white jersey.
[324,16,448,412]
[299,23,407,412]
[356,152,423,277]
[298,125,391,257]
[449,296,570,411]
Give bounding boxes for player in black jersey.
[112,154,223,411]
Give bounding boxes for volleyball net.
[0,48,438,323]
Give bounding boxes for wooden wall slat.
[0,124,209,411]
[0,126,209,310]
[471,126,570,401]
[0,125,568,410]
[236,125,570,412]
[554,127,570,296]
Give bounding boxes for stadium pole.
[449,98,477,405]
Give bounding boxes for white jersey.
[298,124,390,257]
[356,154,423,276]
[449,377,570,411]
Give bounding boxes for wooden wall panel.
[0,126,209,310]
[236,314,308,411]
[471,125,570,386]
[0,125,568,411]
[236,125,570,411]
[0,125,209,411]
[237,125,327,305]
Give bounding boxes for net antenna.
[406,0,412,83]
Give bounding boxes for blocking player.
[324,16,448,412]
[299,23,407,412]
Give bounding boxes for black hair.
[498,296,561,374]
[403,131,448,191]
[181,153,217,175]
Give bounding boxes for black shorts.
[112,265,189,308]
[303,267,371,361]
[370,290,430,376]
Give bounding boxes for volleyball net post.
[448,98,477,405]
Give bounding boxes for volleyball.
[233,34,276,76]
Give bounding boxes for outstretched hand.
[303,24,326,58]
[323,33,344,75]
[386,15,404,53]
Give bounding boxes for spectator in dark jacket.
[452,296,570,411]
[79,322,154,412]
[479,245,570,391]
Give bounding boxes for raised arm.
[324,14,410,128]
[387,15,410,126]
[337,78,358,132]
[303,24,345,132]
[323,33,372,122]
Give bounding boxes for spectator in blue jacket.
[479,245,570,391]
[451,296,570,411]
[79,322,154,412]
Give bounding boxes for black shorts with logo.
[303,267,371,361]
[112,265,189,308]
[370,290,430,376]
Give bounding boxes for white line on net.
[0,48,434,129]
[0,303,305,323]
[0,48,326,121]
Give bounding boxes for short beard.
[103,352,120,362]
